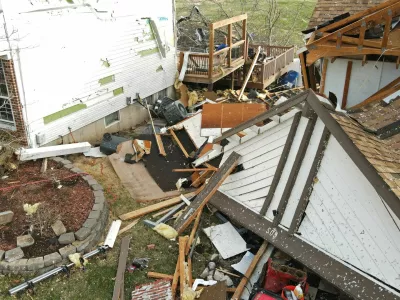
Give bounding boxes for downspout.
[2,13,32,147]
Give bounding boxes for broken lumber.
[170,129,189,158]
[174,152,240,234]
[171,254,180,299]
[155,134,166,156]
[152,207,175,218]
[118,219,140,236]
[179,236,189,296]
[237,46,261,101]
[119,191,197,221]
[191,170,213,188]
[185,210,202,255]
[112,236,131,300]
[173,168,216,172]
[40,158,48,173]
[19,142,91,161]
[147,272,174,280]
[231,241,268,300]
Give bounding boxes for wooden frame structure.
[178,14,247,84]
[305,0,400,65]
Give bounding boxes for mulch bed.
[0,160,94,257]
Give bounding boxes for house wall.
[324,58,400,108]
[298,136,400,288]
[0,0,176,147]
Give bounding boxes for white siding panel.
[266,117,308,219]
[281,118,325,227]
[298,137,400,287]
[225,176,274,196]
[221,167,276,190]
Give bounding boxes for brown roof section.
[332,113,400,198]
[308,0,388,28]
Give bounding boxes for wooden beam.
[238,46,261,101]
[147,272,174,280]
[341,61,353,109]
[155,134,166,157]
[299,52,309,89]
[362,55,367,66]
[112,236,131,300]
[19,142,91,161]
[191,170,213,188]
[179,236,189,296]
[185,210,202,255]
[381,13,393,49]
[118,218,140,236]
[272,116,317,227]
[231,241,268,300]
[173,168,216,172]
[288,127,331,234]
[308,65,317,91]
[208,23,214,80]
[174,152,241,234]
[242,18,248,60]
[209,191,400,300]
[170,129,189,158]
[212,14,247,29]
[213,91,309,143]
[119,192,197,221]
[187,257,193,288]
[228,24,232,68]
[397,56,400,69]
[319,58,329,95]
[171,255,180,299]
[260,111,302,215]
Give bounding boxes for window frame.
[104,110,120,127]
[0,59,15,125]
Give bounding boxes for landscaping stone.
[64,164,74,169]
[91,184,103,191]
[73,233,95,252]
[17,234,35,248]
[27,257,44,271]
[5,247,24,262]
[0,211,14,225]
[52,157,64,162]
[82,218,97,230]
[44,252,62,267]
[59,245,76,259]
[95,195,105,204]
[71,167,83,173]
[87,179,98,186]
[51,220,67,236]
[93,190,104,197]
[82,175,94,181]
[75,227,91,241]
[60,159,71,165]
[0,250,4,261]
[9,259,28,272]
[88,210,100,220]
[92,202,104,211]
[58,232,75,245]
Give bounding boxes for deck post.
[228,24,232,68]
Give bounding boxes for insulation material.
[131,280,172,300]
[203,222,248,259]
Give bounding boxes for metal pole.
[9,246,109,296]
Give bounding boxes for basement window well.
[104,111,120,127]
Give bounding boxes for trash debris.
[23,203,40,216]
[203,222,249,259]
[127,258,149,272]
[153,223,178,240]
[147,244,156,250]
[83,147,107,158]
[68,253,88,268]
[131,279,172,300]
[18,142,92,161]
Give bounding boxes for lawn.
[176,0,317,47]
[0,155,215,299]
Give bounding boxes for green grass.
[176,0,317,47]
[0,155,216,299]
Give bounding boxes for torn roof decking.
[195,90,400,299]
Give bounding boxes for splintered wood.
[174,152,241,234]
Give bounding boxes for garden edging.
[0,157,109,275]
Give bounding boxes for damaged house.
[0,0,176,147]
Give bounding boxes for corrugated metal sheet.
[299,136,400,288]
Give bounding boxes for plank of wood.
[212,13,247,29]
[179,236,189,296]
[155,134,166,156]
[118,218,140,236]
[319,59,328,95]
[40,158,48,173]
[119,191,197,221]
[191,170,213,188]
[173,168,216,172]
[147,272,174,280]
[238,46,261,101]
[152,207,175,218]
[185,210,202,255]
[231,241,268,300]
[187,257,193,288]
[112,236,131,300]
[170,129,189,158]
[171,255,180,299]
[19,142,91,161]
[341,61,353,109]
[174,152,241,234]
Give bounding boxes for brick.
[88,210,100,220]
[75,227,91,241]
[5,247,24,262]
[82,218,97,230]
[51,220,67,236]
[59,245,76,259]
[27,257,44,271]
[0,211,14,225]
[43,252,62,267]
[17,234,35,248]
[58,232,75,245]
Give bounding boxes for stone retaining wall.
[0,157,108,275]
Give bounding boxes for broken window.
[104,111,120,127]
[0,60,14,124]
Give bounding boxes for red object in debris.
[147,244,156,250]
[253,292,281,300]
[264,259,308,294]
[281,285,304,300]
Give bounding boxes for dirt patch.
[0,160,94,257]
